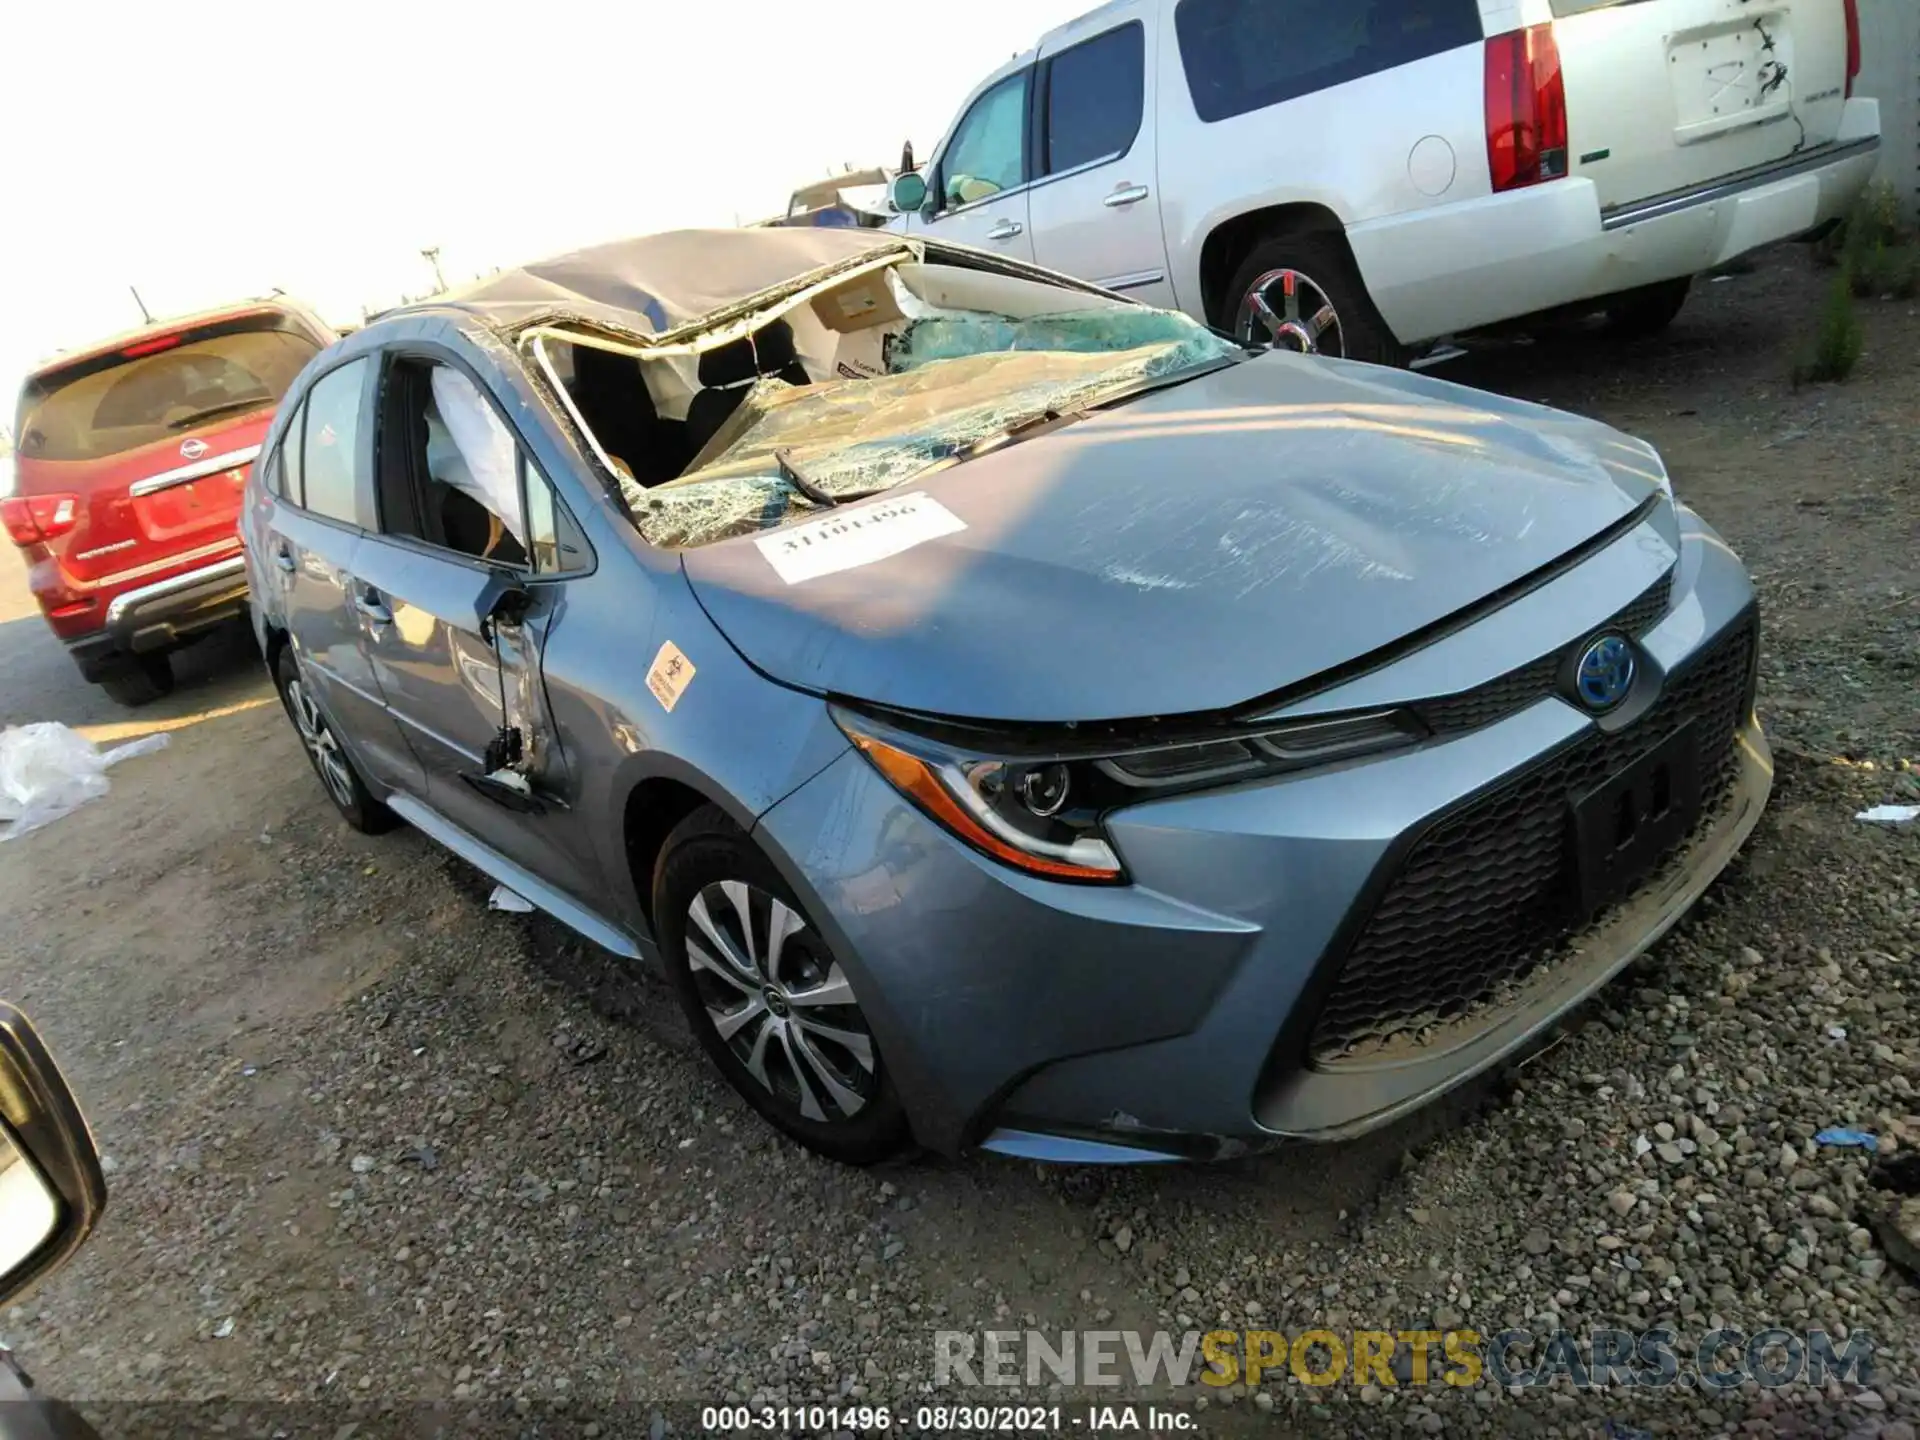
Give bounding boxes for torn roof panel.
[400,229,908,341]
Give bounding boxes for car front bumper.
[1348,98,1881,345]
[754,506,1769,1159]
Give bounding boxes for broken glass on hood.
[628,309,1237,549]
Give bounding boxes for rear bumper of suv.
[1350,98,1881,345]
[64,555,250,680]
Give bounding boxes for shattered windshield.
[626,306,1238,549]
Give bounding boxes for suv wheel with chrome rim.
[656,807,909,1164]
[1224,233,1409,367]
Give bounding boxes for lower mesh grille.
[1307,609,1757,1064]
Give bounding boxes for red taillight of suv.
[1485,23,1569,194]
[1842,0,1861,97]
[1,494,81,548]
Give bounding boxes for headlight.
[832,705,1424,885]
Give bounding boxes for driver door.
[908,66,1036,262]
[347,348,600,903]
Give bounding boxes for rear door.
[1028,13,1176,306]
[260,359,422,793]
[1544,0,1853,214]
[909,66,1039,261]
[11,313,325,592]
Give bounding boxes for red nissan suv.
[5,300,335,704]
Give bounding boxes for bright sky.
[0,0,1091,415]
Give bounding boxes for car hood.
[680,353,1672,723]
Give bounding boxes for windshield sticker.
[753,493,966,585]
[646,641,697,713]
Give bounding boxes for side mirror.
[475,572,533,642]
[889,171,929,215]
[0,1004,105,1310]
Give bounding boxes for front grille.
[1612,568,1677,638]
[1307,609,1757,1064]
[1418,568,1675,737]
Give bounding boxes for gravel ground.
[0,244,1914,1439]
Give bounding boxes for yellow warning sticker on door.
[646,641,696,713]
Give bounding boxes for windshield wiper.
[774,449,840,508]
[166,396,270,430]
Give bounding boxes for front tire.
[655,806,909,1165]
[1224,233,1410,367]
[273,646,397,834]
[1603,278,1691,339]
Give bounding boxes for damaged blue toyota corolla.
[242,228,1770,1164]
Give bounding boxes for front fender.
[537,555,851,941]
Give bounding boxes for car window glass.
[299,361,367,524]
[1046,24,1145,174]
[375,357,529,568]
[940,70,1030,209]
[1175,0,1482,123]
[259,443,283,499]
[522,456,589,575]
[13,319,321,464]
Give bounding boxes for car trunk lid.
[1546,0,1854,215]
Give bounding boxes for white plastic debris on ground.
[489,885,535,914]
[1856,805,1920,825]
[0,722,170,841]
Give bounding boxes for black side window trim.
[278,396,309,509]
[1036,21,1147,179]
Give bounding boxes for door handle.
[985,219,1024,241]
[270,542,295,573]
[1103,184,1150,208]
[354,587,393,625]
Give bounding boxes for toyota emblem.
[1576,634,1636,713]
[180,438,210,461]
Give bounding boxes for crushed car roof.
[410,228,908,340]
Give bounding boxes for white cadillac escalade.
[885,0,1882,364]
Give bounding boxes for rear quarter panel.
[242,348,339,648]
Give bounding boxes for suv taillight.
[1486,24,1569,193]
[1842,0,1861,97]
[1,494,80,547]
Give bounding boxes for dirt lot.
[0,246,1915,1439]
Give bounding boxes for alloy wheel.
[286,677,355,811]
[1239,268,1344,356]
[684,880,878,1124]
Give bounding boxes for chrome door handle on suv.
[986,220,1024,241]
[1104,184,1151,208]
